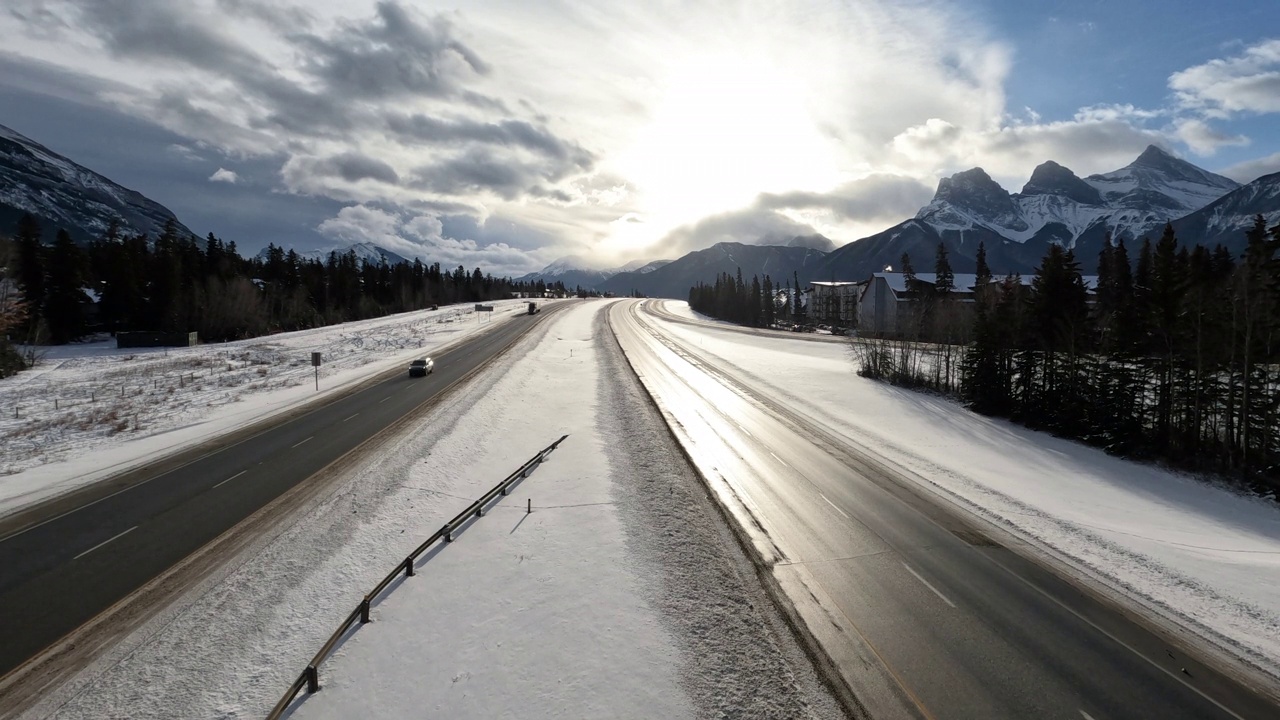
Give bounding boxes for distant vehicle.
[527,302,539,315]
[409,357,434,377]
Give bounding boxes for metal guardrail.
[266,434,569,720]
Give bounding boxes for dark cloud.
[7,2,70,37]
[64,0,266,78]
[757,174,934,224]
[214,0,314,32]
[0,75,342,254]
[385,113,593,166]
[411,149,528,199]
[295,2,489,101]
[287,152,401,185]
[4,1,598,266]
[653,208,821,258]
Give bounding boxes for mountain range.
[812,145,1278,281]
[255,241,410,266]
[3,121,1278,300]
[598,242,828,298]
[0,123,194,244]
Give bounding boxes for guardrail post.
[476,505,484,517]
[405,557,414,577]
[305,665,319,693]
[360,597,371,624]
[500,484,508,496]
[444,524,453,542]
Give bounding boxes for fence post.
[305,665,319,693]
[360,597,371,624]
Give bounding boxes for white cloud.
[887,114,1165,184]
[1170,39,1280,117]
[316,204,542,275]
[208,167,239,183]
[1172,118,1249,156]
[1220,151,1280,184]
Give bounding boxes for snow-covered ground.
[654,299,1280,678]
[17,300,837,719]
[0,300,532,516]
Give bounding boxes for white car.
[408,357,434,377]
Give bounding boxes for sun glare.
[612,55,839,250]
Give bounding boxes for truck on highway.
[527,302,539,315]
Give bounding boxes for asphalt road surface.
[0,304,560,678]
[610,299,1279,720]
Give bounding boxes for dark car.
[409,357,435,377]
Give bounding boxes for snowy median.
[20,300,837,719]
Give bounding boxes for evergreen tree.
[13,214,45,337]
[43,229,88,343]
[974,241,991,288]
[934,242,954,294]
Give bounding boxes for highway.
[0,303,561,681]
[609,299,1279,720]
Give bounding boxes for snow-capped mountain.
[599,242,826,299]
[1161,171,1280,250]
[0,123,195,243]
[815,145,1245,280]
[914,145,1239,249]
[517,255,674,290]
[255,241,410,266]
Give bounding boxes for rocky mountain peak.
[931,167,1018,218]
[0,123,194,244]
[1116,144,1240,191]
[785,233,836,252]
[1021,161,1103,205]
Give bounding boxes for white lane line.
[343,413,359,422]
[1080,711,1097,720]
[993,560,1247,720]
[380,396,393,403]
[214,470,246,489]
[74,526,137,560]
[737,423,753,437]
[291,436,313,449]
[901,562,957,608]
[820,493,850,519]
[769,451,790,468]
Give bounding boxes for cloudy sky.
[3,0,1279,275]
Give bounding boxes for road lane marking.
[1080,711,1097,720]
[737,423,752,437]
[996,562,1248,720]
[380,396,393,403]
[213,470,246,489]
[74,526,136,560]
[291,437,313,449]
[820,493,850,519]
[343,413,359,422]
[901,562,957,608]
[769,451,789,468]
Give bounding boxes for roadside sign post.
[311,352,322,391]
